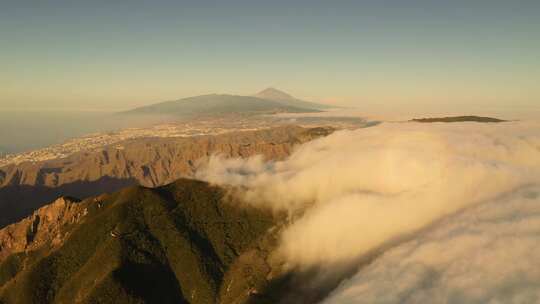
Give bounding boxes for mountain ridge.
[122,92,320,117]
[254,88,295,101]
[0,126,335,228]
[254,88,334,110]
[0,178,286,304]
[411,115,506,123]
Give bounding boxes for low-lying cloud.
[323,186,540,304]
[196,121,540,302]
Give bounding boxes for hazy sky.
[1,0,539,111]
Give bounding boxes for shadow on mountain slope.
[0,176,138,228]
[0,178,279,304]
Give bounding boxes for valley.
[0,124,341,228]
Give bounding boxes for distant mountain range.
[254,88,334,110]
[122,88,334,117]
[411,116,506,123]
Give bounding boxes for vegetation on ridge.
[0,179,279,304]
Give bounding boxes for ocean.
[0,110,172,155]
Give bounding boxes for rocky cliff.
[0,126,333,228]
[0,196,84,262]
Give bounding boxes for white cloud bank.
[196,121,540,302]
[323,186,540,304]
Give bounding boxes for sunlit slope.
[0,126,334,229]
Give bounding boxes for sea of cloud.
[196,121,540,303]
[323,185,540,304]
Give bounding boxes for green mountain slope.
[0,179,282,304]
[122,94,319,117]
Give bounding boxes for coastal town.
[0,115,368,167]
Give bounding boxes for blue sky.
[1,0,539,111]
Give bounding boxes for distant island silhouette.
[411,116,506,123]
